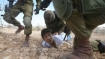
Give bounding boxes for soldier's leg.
[62,10,105,59]
[85,14,105,28]
[85,14,105,54]
[73,37,79,49]
[22,3,33,47]
[69,11,105,50]
[3,11,20,26]
[62,9,94,59]
[3,5,24,34]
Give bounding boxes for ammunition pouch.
[78,0,105,14]
[53,0,73,20]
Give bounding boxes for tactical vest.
[53,0,105,19]
[73,0,105,14]
[52,0,73,20]
[78,0,105,14]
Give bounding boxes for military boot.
[96,40,105,54]
[15,25,24,34]
[62,38,94,59]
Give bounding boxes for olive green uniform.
[45,12,66,34]
[52,0,105,58]
[65,8,105,49]
[52,0,105,48]
[3,0,41,34]
[39,0,105,58]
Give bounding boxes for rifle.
[63,26,70,41]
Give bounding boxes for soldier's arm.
[36,0,41,8]
[34,0,41,14]
[35,0,51,14]
[40,0,52,10]
[7,0,15,8]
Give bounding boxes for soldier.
[39,0,105,59]
[44,10,71,41]
[3,0,41,47]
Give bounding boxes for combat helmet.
[44,10,55,22]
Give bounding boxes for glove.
[34,5,40,14]
[34,7,40,14]
[40,0,51,11]
[40,2,46,11]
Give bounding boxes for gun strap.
[63,34,67,41]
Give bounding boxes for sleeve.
[53,36,63,48]
[36,0,41,8]
[42,41,51,47]
[40,0,52,9]
[8,0,15,8]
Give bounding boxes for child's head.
[41,28,53,44]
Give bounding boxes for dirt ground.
[0,27,105,59]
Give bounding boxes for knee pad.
[23,16,31,26]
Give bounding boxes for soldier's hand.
[40,2,46,11]
[40,0,52,11]
[40,8,46,11]
[34,8,40,15]
[40,5,46,11]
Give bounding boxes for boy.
[41,28,105,54]
[41,28,72,48]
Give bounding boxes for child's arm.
[42,41,51,48]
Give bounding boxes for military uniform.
[40,0,105,58]
[45,11,66,34]
[3,0,41,35]
[52,0,105,59]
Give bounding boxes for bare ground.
[0,27,105,59]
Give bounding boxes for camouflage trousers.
[3,3,33,35]
[65,9,105,48]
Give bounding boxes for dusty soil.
[0,27,105,59]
